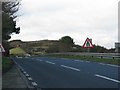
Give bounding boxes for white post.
[0,1,2,90]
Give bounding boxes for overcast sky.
[10,0,119,49]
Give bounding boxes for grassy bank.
[2,57,14,74]
[47,54,119,65]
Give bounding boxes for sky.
[10,0,119,49]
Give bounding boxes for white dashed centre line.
[95,74,120,83]
[61,65,80,71]
[39,60,43,61]
[36,59,43,61]
[46,61,55,64]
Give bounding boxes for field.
[10,47,26,56]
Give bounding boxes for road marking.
[74,60,80,62]
[99,63,120,68]
[95,74,120,83]
[85,61,90,63]
[32,82,38,86]
[46,61,55,64]
[74,60,84,62]
[106,64,120,68]
[61,65,80,71]
[23,72,27,74]
[36,59,43,61]
[99,63,106,65]
[38,59,43,61]
[28,77,33,81]
[25,74,30,77]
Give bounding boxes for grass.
[10,47,26,55]
[47,54,119,65]
[2,57,13,74]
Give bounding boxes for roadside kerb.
[12,59,41,89]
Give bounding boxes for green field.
[2,57,13,74]
[10,47,26,56]
[47,54,119,65]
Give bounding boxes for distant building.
[115,42,120,53]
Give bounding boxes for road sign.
[0,43,5,52]
[82,38,94,48]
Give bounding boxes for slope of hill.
[9,40,60,55]
[10,47,26,56]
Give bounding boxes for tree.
[2,1,21,56]
[58,36,75,52]
[90,45,107,53]
[59,36,74,46]
[2,13,20,40]
[2,1,20,41]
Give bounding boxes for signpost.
[82,38,94,52]
[0,43,5,53]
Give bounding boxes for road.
[12,56,120,88]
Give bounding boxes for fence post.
[112,57,114,59]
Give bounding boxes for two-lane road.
[12,56,119,88]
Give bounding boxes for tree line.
[46,36,115,53]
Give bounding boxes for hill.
[9,39,114,55]
[9,40,60,55]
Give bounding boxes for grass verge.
[47,54,119,65]
[2,57,14,74]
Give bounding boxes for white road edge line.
[46,61,55,64]
[61,65,80,71]
[28,77,33,81]
[99,63,105,65]
[23,72,27,74]
[32,82,38,86]
[25,74,30,77]
[74,60,84,62]
[99,63,120,68]
[106,64,120,68]
[85,61,90,63]
[95,74,120,83]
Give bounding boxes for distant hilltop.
[9,39,115,55]
[9,39,58,48]
[9,39,59,54]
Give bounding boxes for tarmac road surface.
[12,56,120,88]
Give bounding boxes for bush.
[2,57,14,74]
